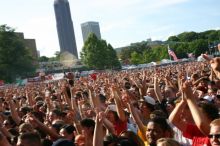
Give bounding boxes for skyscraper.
[81,21,101,43]
[54,0,78,58]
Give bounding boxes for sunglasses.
[208,134,220,139]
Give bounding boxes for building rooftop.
[54,0,68,4]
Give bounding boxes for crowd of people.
[0,55,220,146]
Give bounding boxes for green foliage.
[177,31,198,42]
[120,29,220,64]
[130,51,142,65]
[38,56,49,62]
[167,36,180,42]
[0,25,35,83]
[80,33,121,69]
[189,39,208,56]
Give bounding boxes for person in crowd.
[0,56,220,146]
[209,118,220,146]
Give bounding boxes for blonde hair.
[157,138,181,146]
[210,118,220,127]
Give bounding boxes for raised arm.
[27,114,61,140]
[93,112,104,146]
[6,94,21,125]
[182,81,210,135]
[127,100,147,140]
[154,76,163,103]
[168,94,187,132]
[111,86,126,122]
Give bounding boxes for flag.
[168,45,178,61]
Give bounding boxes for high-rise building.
[54,0,78,58]
[81,21,101,43]
[15,32,38,60]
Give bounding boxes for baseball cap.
[107,104,117,112]
[203,95,213,102]
[140,96,156,105]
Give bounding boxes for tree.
[177,31,198,42]
[80,33,121,69]
[130,51,142,65]
[168,36,180,42]
[38,56,49,62]
[0,25,35,83]
[119,41,150,65]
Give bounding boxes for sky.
[0,0,219,57]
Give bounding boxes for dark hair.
[52,120,65,133]
[144,102,155,112]
[198,102,219,121]
[99,94,106,103]
[103,134,118,146]
[148,117,170,132]
[109,110,120,122]
[68,79,74,87]
[82,91,89,98]
[18,132,41,145]
[51,109,62,117]
[61,125,76,134]
[80,118,95,128]
[42,139,53,146]
[116,137,137,146]
[119,131,144,146]
[20,106,32,115]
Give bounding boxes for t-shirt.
[137,126,149,146]
[168,121,192,146]
[183,123,211,146]
[114,120,127,136]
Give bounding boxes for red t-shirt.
[183,123,211,146]
[114,120,127,136]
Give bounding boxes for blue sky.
[0,0,219,57]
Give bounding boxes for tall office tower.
[54,0,78,58]
[81,21,101,43]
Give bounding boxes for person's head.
[146,88,156,99]
[80,118,95,136]
[52,138,75,146]
[119,131,144,146]
[103,133,118,146]
[51,120,65,134]
[150,110,167,119]
[106,105,119,123]
[19,123,34,134]
[198,102,219,122]
[210,57,220,72]
[74,134,85,146]
[139,96,155,117]
[59,124,76,141]
[156,138,181,146]
[165,99,176,114]
[191,73,199,81]
[116,137,138,146]
[81,103,95,118]
[164,87,176,99]
[146,117,171,146]
[49,109,62,122]
[17,132,42,146]
[209,119,220,146]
